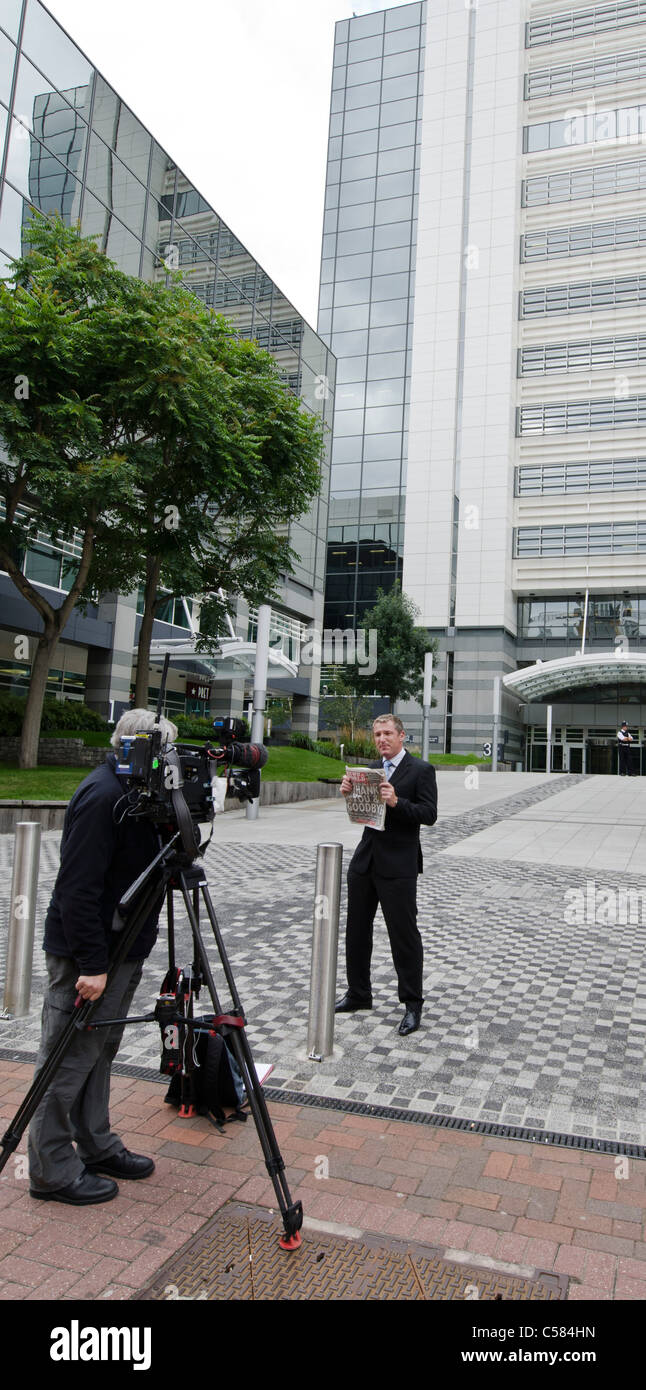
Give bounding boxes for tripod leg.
[177,871,303,1249]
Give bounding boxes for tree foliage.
[319,669,374,741]
[0,215,324,763]
[347,582,437,711]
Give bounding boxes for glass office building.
[321,0,646,768]
[0,0,335,730]
[319,2,425,634]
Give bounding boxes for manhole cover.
[136,1204,568,1302]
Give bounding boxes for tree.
[319,670,374,741]
[81,277,323,706]
[0,217,143,766]
[0,216,323,764]
[266,696,292,732]
[347,583,437,712]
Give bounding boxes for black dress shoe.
[335,992,372,1013]
[85,1149,155,1180]
[398,1005,422,1036]
[30,1170,118,1205]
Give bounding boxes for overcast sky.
[44,0,414,326]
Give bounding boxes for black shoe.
[85,1149,155,1180]
[335,992,372,1013]
[30,1170,118,1205]
[398,1005,422,1036]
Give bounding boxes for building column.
[85,592,137,720]
[209,678,246,724]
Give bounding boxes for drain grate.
[261,1086,646,1159]
[2,1048,644,1159]
[136,1204,568,1302]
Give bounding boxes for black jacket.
[43,754,162,973]
[349,751,438,880]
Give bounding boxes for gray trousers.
[28,953,144,1192]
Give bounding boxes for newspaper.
[345,765,386,831]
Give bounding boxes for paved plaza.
[2,770,646,1145]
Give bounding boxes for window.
[526,2,646,47]
[524,103,646,153]
[332,303,369,332]
[24,543,64,588]
[517,395,646,432]
[341,152,377,180]
[526,48,646,100]
[348,35,383,64]
[516,458,646,492]
[522,214,646,259]
[335,227,374,256]
[521,275,646,316]
[523,156,646,206]
[346,58,383,86]
[515,522,646,556]
[345,81,382,111]
[342,129,379,157]
[519,334,646,373]
[334,276,371,305]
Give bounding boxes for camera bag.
[163,1025,247,1129]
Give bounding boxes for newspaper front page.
[345,766,386,831]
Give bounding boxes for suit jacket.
[349,751,438,880]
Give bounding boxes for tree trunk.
[134,555,161,708]
[19,627,60,769]
[8,514,98,768]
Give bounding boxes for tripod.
[0,831,303,1251]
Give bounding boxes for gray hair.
[110,708,178,750]
[373,714,405,734]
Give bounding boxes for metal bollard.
[307,843,342,1061]
[2,822,41,1018]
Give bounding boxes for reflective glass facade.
[318,2,424,631]
[518,594,646,649]
[0,0,335,721]
[318,0,646,761]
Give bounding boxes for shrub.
[40,700,109,732]
[0,694,26,735]
[313,741,342,760]
[344,736,378,759]
[0,695,109,735]
[175,714,250,741]
[289,732,315,751]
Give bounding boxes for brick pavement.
[1,1060,645,1301]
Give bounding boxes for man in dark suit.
[335,714,438,1035]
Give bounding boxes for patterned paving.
[2,773,646,1143]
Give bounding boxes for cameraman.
[28,709,178,1206]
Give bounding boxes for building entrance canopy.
[148,636,299,683]
[504,652,646,703]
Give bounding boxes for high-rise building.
[0,0,335,732]
[320,0,646,772]
[321,3,424,639]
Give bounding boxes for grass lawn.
[0,766,90,800]
[262,746,342,781]
[0,746,492,800]
[40,730,112,747]
[428,752,491,766]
